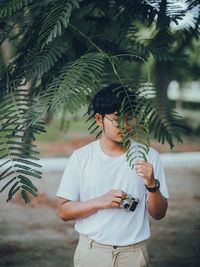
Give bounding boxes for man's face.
[95,111,133,143]
[103,112,123,143]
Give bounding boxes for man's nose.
[122,118,129,127]
[121,120,130,132]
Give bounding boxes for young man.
[57,84,169,267]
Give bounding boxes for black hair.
[88,83,135,116]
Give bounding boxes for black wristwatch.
[145,179,160,192]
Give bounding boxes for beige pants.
[74,234,149,267]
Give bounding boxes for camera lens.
[124,203,130,209]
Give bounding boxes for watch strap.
[145,179,160,192]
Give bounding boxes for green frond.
[7,182,21,201]
[27,52,106,124]
[122,120,150,166]
[21,189,30,204]
[38,0,81,46]
[24,40,66,81]
[126,142,149,169]
[117,0,185,28]
[149,47,175,62]
[0,88,45,203]
[85,117,102,138]
[147,100,183,148]
[131,83,184,149]
[125,25,150,58]
[186,0,199,9]
[0,0,32,17]
[92,83,151,166]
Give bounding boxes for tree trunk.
[155,61,171,103]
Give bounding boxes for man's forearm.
[58,198,100,221]
[58,189,127,221]
[147,190,168,220]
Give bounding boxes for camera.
[120,194,139,212]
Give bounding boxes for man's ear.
[95,113,103,127]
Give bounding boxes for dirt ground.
[0,159,200,267]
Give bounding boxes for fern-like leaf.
[24,39,66,81]
[0,87,45,203]
[27,52,106,124]
[147,101,184,148]
[115,85,151,167]
[0,0,33,17]
[38,0,81,46]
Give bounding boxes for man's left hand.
[135,160,155,187]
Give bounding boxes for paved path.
[39,152,200,172]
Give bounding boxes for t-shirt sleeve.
[56,152,80,201]
[148,148,169,199]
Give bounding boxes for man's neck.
[100,136,126,157]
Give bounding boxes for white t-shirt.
[57,139,169,246]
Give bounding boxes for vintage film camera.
[120,194,139,212]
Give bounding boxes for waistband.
[79,234,147,251]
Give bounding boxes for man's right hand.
[95,189,127,209]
